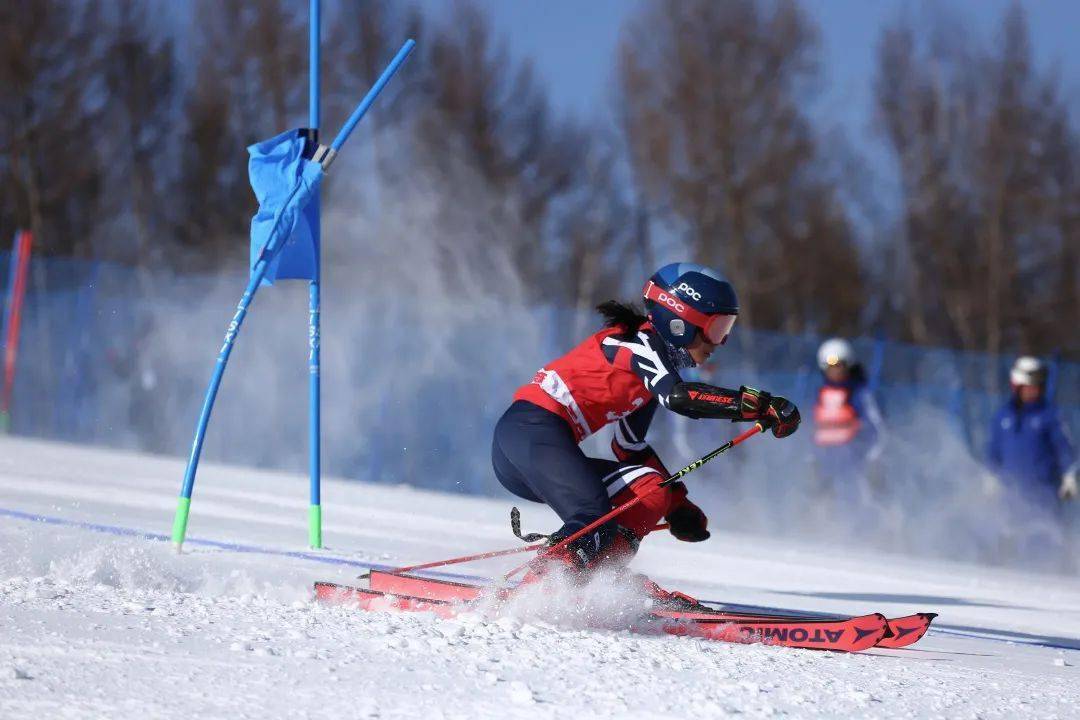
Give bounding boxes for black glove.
[763,396,800,438]
[738,386,800,438]
[665,499,710,542]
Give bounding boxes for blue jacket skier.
[987,356,1077,506]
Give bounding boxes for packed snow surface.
[2,436,1080,719]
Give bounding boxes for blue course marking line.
[5,505,1078,652]
[0,506,488,584]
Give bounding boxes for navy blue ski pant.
[492,400,621,534]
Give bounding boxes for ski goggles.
[643,281,737,344]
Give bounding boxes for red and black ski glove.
[664,484,710,542]
[738,386,801,438]
[764,396,800,438]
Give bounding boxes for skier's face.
[1017,384,1042,404]
[825,364,849,383]
[687,332,718,365]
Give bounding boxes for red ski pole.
[391,543,546,574]
[386,523,674,576]
[502,423,765,581]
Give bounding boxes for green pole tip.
[171,496,192,549]
[309,504,322,549]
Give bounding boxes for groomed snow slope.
[2,435,1079,719]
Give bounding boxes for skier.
[811,338,885,512]
[987,356,1077,520]
[491,263,799,604]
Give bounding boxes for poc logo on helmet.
[675,282,702,301]
[656,292,686,313]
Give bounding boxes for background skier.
[811,338,886,515]
[986,356,1077,566]
[987,356,1077,504]
[490,263,800,604]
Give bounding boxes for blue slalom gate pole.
[172,264,269,550]
[309,0,320,133]
[330,39,415,152]
[171,32,416,552]
[307,0,323,549]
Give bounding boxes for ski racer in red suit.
[491,263,800,604]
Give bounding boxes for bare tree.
[0,0,106,257]
[171,0,307,270]
[618,0,865,336]
[405,3,590,295]
[325,0,399,126]
[549,135,640,339]
[875,3,1080,359]
[98,1,176,271]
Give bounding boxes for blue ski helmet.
[642,263,739,348]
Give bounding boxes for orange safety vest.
[813,385,862,446]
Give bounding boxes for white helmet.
[1010,356,1047,387]
[817,338,855,371]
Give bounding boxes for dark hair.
[597,300,648,334]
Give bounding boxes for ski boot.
[520,522,639,586]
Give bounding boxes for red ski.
[653,606,935,649]
[360,570,935,649]
[654,612,888,651]
[874,613,937,648]
[316,577,890,652]
[316,581,458,617]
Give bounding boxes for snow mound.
[49,541,199,594]
[4,437,1080,719]
[0,524,307,603]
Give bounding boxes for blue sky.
[420,1,1080,159]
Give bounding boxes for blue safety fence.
[1,250,1076,510]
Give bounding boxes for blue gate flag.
[248,129,323,286]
